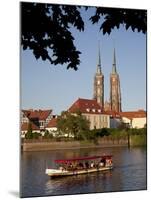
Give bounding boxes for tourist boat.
[45,155,113,178]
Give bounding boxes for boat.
[45,155,113,178]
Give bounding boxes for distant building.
[93,46,104,109]
[21,45,146,137]
[120,110,146,128]
[21,109,52,130]
[68,98,110,130]
[46,116,58,136]
[103,110,122,128]
[104,100,111,111]
[21,109,53,136]
[109,48,122,112]
[21,122,40,138]
[93,46,122,112]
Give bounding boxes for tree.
[21,2,146,70]
[43,130,53,139]
[57,111,89,138]
[25,122,33,139]
[21,2,84,70]
[90,7,146,35]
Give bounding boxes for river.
[20,146,147,197]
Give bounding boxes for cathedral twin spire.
[112,48,117,74]
[96,43,102,74]
[93,43,104,108]
[96,44,117,74]
[94,44,122,112]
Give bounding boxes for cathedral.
[93,46,122,113]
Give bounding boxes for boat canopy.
[55,155,112,163]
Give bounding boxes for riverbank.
[21,135,146,151]
[22,140,127,151]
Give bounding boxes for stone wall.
[21,138,128,152]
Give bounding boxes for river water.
[20,146,147,197]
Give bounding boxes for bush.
[43,130,54,139]
[32,132,41,139]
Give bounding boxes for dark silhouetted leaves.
[90,7,146,35]
[21,2,84,70]
[21,3,146,70]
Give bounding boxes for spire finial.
[97,41,101,73]
[98,42,101,66]
[112,47,117,74]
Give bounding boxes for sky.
[21,6,146,115]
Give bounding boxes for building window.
[97,88,100,94]
[40,121,44,126]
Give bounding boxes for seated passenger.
[78,162,84,169]
[59,166,64,171]
[99,161,104,168]
[85,162,89,169]
[90,161,94,168]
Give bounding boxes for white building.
[68,98,110,130]
[120,110,146,129]
[45,117,58,136]
[21,122,40,138]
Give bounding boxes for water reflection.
[45,170,113,195]
[21,147,147,197]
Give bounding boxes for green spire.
[112,48,117,74]
[97,43,101,74]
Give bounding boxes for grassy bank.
[22,128,147,151]
[21,138,128,152]
[130,134,147,146]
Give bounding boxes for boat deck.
[45,166,113,177]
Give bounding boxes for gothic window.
[112,77,116,82]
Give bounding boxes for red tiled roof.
[21,122,40,131]
[22,109,52,120]
[47,118,58,128]
[119,110,146,119]
[102,110,121,118]
[68,98,102,114]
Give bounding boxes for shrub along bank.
[23,127,147,147]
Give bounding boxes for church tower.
[93,45,104,109]
[110,48,122,112]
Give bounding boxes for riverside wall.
[21,138,128,152]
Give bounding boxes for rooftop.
[68,98,102,114]
[21,122,40,131]
[22,109,52,120]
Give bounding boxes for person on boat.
[98,160,104,168]
[59,166,63,171]
[109,159,112,166]
[72,162,77,170]
[78,162,84,170]
[85,161,89,169]
[59,165,65,171]
[90,161,94,168]
[106,158,112,167]
[100,157,106,167]
[67,162,74,171]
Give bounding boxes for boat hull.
[45,166,113,178]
